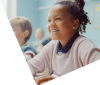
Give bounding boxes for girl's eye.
[56,18,61,20]
[48,19,51,22]
[13,30,15,31]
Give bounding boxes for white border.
[6,0,17,19]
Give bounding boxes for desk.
[36,67,49,75]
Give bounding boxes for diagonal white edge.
[0,0,7,11]
[6,0,17,19]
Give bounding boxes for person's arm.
[24,55,32,61]
[24,51,36,58]
[35,75,55,85]
[23,51,35,61]
[38,45,44,51]
[37,39,52,52]
[27,40,54,76]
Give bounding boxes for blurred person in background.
[29,28,44,51]
[38,37,52,52]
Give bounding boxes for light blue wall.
[17,0,100,46]
[38,0,55,7]
[38,8,50,40]
[38,0,56,40]
[17,0,38,42]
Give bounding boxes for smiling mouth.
[51,29,59,32]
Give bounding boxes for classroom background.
[0,0,100,46]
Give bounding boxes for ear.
[23,30,29,38]
[73,19,80,30]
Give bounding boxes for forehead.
[48,4,69,17]
[11,25,17,29]
[12,25,22,30]
[36,29,43,33]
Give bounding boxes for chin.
[51,37,59,40]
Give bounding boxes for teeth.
[51,29,59,32]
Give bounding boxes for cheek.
[47,24,50,32]
[13,32,17,38]
[59,21,66,26]
[14,32,23,40]
[40,34,43,37]
[59,21,72,30]
[36,34,40,37]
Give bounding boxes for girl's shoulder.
[73,35,97,49]
[75,35,88,42]
[75,35,93,44]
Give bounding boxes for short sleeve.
[23,46,37,55]
[24,55,32,62]
[24,50,36,58]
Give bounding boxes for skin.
[35,75,55,85]
[33,4,79,84]
[38,45,43,50]
[12,25,29,47]
[37,37,51,52]
[35,29,44,41]
[47,4,79,47]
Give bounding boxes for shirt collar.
[56,31,80,54]
[21,43,29,49]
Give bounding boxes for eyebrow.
[12,26,17,29]
[48,14,64,18]
[55,14,64,17]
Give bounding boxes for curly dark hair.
[54,0,91,34]
[73,0,85,10]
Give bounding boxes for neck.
[60,30,77,48]
[19,41,25,47]
[37,39,41,42]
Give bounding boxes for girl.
[28,0,100,84]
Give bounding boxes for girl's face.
[47,4,77,41]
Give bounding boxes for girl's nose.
[51,21,54,24]
[50,21,55,26]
